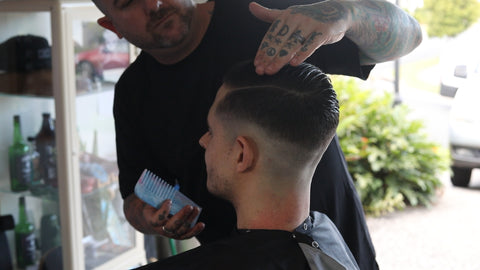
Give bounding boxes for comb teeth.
[135,169,202,227]
[141,169,176,200]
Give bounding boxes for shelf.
[0,184,59,202]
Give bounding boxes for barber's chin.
[153,31,188,48]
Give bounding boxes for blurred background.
[335,0,480,268]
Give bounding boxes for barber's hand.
[249,1,349,75]
[144,200,205,240]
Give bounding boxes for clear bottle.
[27,136,45,195]
[9,115,32,192]
[36,113,57,188]
[15,196,36,268]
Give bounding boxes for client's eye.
[117,0,134,9]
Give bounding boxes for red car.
[75,42,130,83]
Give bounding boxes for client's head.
[199,60,339,201]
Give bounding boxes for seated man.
[137,60,358,270]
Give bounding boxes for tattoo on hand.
[291,2,346,23]
[261,42,269,49]
[278,25,290,36]
[279,50,288,57]
[270,20,280,33]
[285,41,295,50]
[174,220,183,227]
[267,48,276,56]
[158,210,167,221]
[301,32,322,52]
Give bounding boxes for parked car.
[75,41,129,83]
[439,54,480,97]
[439,23,480,97]
[448,76,480,187]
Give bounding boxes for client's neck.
[234,182,311,232]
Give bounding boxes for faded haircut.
[216,60,339,158]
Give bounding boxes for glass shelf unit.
[0,1,145,269]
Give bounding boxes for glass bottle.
[40,214,61,256]
[27,136,45,195]
[36,113,57,188]
[9,115,32,192]
[15,196,36,268]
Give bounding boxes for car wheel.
[451,166,472,187]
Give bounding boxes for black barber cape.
[136,212,359,270]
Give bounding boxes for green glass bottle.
[9,115,33,192]
[15,196,36,268]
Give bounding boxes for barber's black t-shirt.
[113,0,376,269]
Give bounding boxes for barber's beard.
[144,5,193,48]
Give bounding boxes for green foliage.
[333,77,450,216]
[414,0,480,37]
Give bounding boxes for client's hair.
[216,60,339,161]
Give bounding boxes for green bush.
[332,77,450,216]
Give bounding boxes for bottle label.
[13,154,32,186]
[16,232,36,266]
[37,142,57,186]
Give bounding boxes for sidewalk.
[367,171,480,270]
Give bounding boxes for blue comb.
[134,169,202,227]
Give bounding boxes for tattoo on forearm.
[291,2,346,23]
[348,0,422,63]
[361,0,383,12]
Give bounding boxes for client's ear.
[235,136,257,173]
[97,16,123,38]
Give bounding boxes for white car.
[439,23,480,97]
[448,76,480,186]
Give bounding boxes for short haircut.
[216,60,339,160]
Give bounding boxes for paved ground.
[365,86,480,270]
[367,171,480,270]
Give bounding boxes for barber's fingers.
[144,199,171,231]
[156,204,205,240]
[173,206,204,239]
[252,2,348,75]
[249,2,281,23]
[177,222,205,240]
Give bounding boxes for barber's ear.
[235,136,257,173]
[97,16,123,39]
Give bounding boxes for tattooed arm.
[123,193,205,240]
[250,0,422,75]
